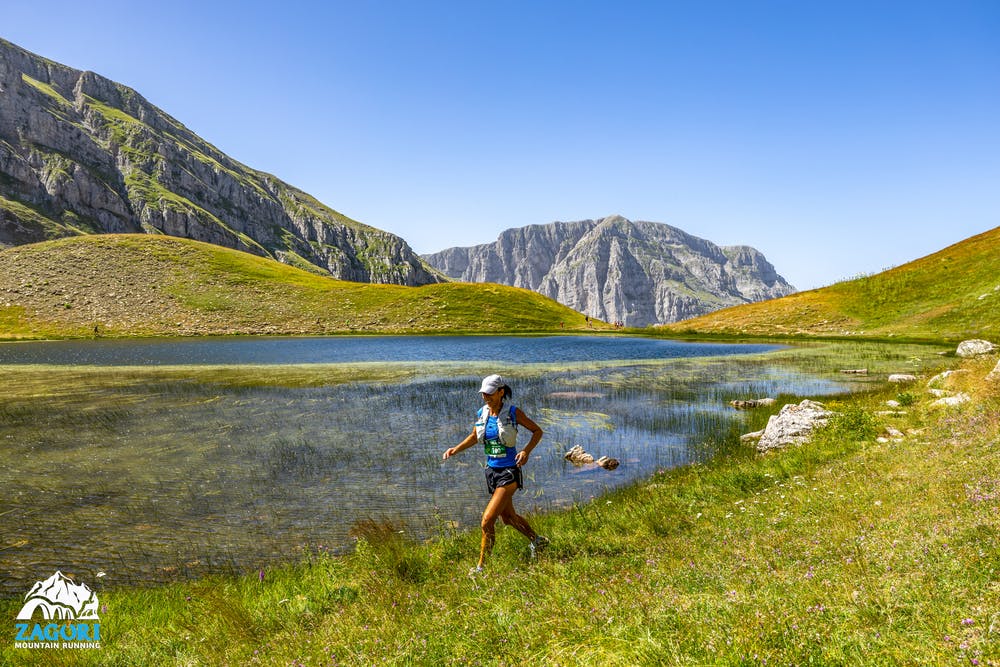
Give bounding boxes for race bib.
[483,436,506,457]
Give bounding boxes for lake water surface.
[0,335,931,596]
[0,334,776,365]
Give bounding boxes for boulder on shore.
[956,339,996,358]
[755,400,834,453]
[888,374,918,383]
[931,393,971,408]
[927,369,969,388]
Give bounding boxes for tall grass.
[2,345,994,665]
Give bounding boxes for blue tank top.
[478,405,518,468]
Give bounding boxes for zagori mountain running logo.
[13,571,101,649]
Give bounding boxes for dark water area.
[0,334,778,365]
[2,335,897,597]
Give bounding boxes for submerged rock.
[729,398,776,409]
[594,456,620,470]
[564,445,594,464]
[548,391,604,400]
[564,445,619,470]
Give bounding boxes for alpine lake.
[0,334,951,597]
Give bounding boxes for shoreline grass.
[2,351,996,666]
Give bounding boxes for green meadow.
[0,234,596,339]
[1,231,999,665]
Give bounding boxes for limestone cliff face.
[423,216,796,325]
[0,38,440,285]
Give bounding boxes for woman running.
[442,374,547,571]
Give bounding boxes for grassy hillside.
[0,235,596,339]
[662,225,1000,342]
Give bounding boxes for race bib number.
[483,436,506,457]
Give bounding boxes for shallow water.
[0,336,943,596]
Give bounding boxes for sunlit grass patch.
[664,225,1000,342]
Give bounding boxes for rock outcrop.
[987,360,1000,382]
[956,339,996,358]
[749,400,834,453]
[0,38,441,286]
[422,215,795,326]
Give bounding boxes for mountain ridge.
[423,215,795,326]
[0,37,441,286]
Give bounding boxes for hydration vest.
[476,404,518,458]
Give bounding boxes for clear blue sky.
[4,1,999,290]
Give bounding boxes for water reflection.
[1,336,917,596]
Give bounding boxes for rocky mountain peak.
[422,215,796,326]
[0,37,441,286]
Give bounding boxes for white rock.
[740,430,765,442]
[956,339,996,358]
[987,359,1000,382]
[888,374,918,383]
[931,393,971,408]
[756,400,833,453]
[927,369,968,388]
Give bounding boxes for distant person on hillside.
[442,374,548,572]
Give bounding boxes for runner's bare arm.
[514,408,543,466]
[443,429,478,460]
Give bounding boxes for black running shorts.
[485,465,523,495]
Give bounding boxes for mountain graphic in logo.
[16,571,100,620]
